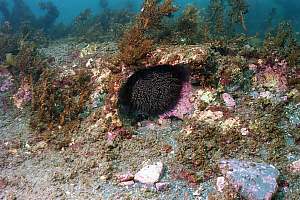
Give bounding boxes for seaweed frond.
[118,0,178,67]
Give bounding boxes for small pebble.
[116,172,134,182]
[155,182,169,191]
[119,180,134,187]
[100,175,108,181]
[222,93,236,109]
[240,128,249,136]
[216,176,226,192]
[134,162,164,184]
[288,159,300,173]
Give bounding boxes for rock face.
[219,159,280,200]
[147,45,208,67]
[134,162,164,185]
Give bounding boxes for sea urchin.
[118,64,190,121]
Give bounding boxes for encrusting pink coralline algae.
[0,69,14,93]
[159,81,193,119]
[252,59,288,92]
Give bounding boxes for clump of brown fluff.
[118,64,190,121]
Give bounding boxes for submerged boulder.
[219,159,280,200]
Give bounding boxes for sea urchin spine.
[118,64,190,121]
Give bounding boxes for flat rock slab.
[134,162,164,185]
[146,45,209,67]
[219,159,280,200]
